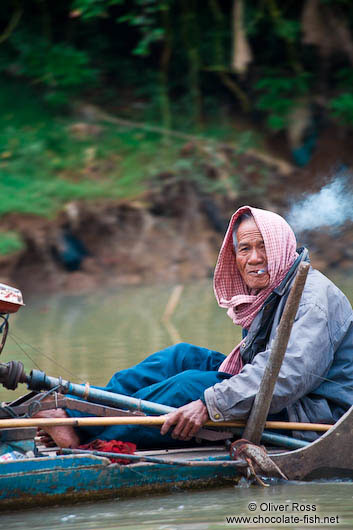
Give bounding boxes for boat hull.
[2,406,353,510]
[0,451,240,510]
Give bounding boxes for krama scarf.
[214,206,297,374]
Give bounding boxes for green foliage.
[72,0,125,19]
[330,68,353,124]
[0,121,149,217]
[74,0,167,56]
[0,231,24,256]
[117,1,167,56]
[330,93,353,125]
[0,0,353,209]
[273,19,300,43]
[6,31,97,107]
[71,0,114,19]
[0,174,118,217]
[146,127,258,196]
[335,68,353,90]
[1,0,352,133]
[0,80,142,217]
[255,71,312,131]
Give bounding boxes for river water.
[1,276,353,529]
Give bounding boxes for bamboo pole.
[243,262,310,444]
[0,415,331,432]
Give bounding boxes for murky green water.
[1,481,353,529]
[1,276,353,528]
[1,279,241,397]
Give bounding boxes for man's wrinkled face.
[235,218,270,290]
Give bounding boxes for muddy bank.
[2,132,353,296]
[1,189,224,294]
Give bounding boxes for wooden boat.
[0,444,243,510]
[0,273,352,510]
[0,404,352,511]
[0,391,264,510]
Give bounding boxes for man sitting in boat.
[36,206,353,449]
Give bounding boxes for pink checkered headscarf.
[214,206,297,374]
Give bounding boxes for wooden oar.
[0,415,332,432]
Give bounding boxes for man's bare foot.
[34,408,80,448]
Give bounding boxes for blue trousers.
[66,343,230,449]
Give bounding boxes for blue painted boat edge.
[0,453,241,510]
[0,453,110,474]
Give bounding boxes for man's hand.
[160,399,209,441]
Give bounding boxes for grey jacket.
[204,265,353,440]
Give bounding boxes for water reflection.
[1,279,241,401]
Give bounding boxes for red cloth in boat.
[78,439,136,464]
[214,206,297,375]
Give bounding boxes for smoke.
[286,169,353,234]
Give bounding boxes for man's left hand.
[160,399,209,440]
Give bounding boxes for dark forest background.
[1,0,353,286]
[2,1,353,132]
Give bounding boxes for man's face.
[235,218,270,290]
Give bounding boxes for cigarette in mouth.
[257,269,267,275]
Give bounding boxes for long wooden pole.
[61,448,247,467]
[0,415,331,432]
[243,261,310,444]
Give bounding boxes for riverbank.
[2,147,353,296]
[1,98,353,295]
